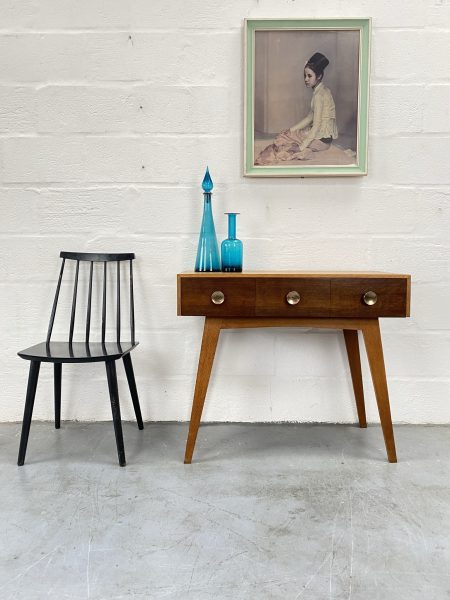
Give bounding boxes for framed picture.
[244,18,371,177]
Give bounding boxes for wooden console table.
[177,272,411,464]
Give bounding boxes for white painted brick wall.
[1,0,449,424]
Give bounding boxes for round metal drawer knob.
[211,291,225,305]
[362,291,378,306]
[286,291,301,305]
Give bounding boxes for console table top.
[178,271,411,279]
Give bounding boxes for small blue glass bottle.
[221,212,243,272]
[195,167,221,272]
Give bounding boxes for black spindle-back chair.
[17,252,143,467]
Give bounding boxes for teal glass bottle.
[195,167,221,272]
[221,212,243,272]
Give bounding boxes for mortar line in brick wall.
[382,328,450,337]
[266,375,450,382]
[390,378,450,382]
[0,79,235,86]
[0,183,194,190]
[370,84,437,90]
[0,28,241,34]
[371,76,450,82]
[0,180,224,186]
[0,183,449,191]
[0,133,239,139]
[0,82,229,89]
[2,26,446,34]
[369,132,450,139]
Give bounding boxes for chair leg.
[105,360,126,466]
[54,363,62,429]
[18,360,41,466]
[122,353,144,430]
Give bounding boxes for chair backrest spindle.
[116,261,121,343]
[69,260,80,344]
[102,261,107,344]
[46,258,66,344]
[130,259,135,345]
[85,261,94,343]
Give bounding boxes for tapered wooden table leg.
[184,318,221,464]
[343,329,367,428]
[362,319,397,463]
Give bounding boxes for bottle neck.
[227,213,236,240]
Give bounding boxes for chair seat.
[18,341,139,363]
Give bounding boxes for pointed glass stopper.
[202,167,213,193]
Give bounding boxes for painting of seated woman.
[245,21,370,176]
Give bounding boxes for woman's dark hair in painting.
[305,52,330,78]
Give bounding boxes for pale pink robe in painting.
[255,82,338,165]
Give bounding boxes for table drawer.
[255,278,330,317]
[330,278,409,317]
[178,277,256,316]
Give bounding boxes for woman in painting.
[255,52,338,165]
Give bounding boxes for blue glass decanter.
[194,167,221,272]
[221,212,243,272]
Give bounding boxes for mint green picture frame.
[244,18,371,177]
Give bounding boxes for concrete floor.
[0,423,449,600]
